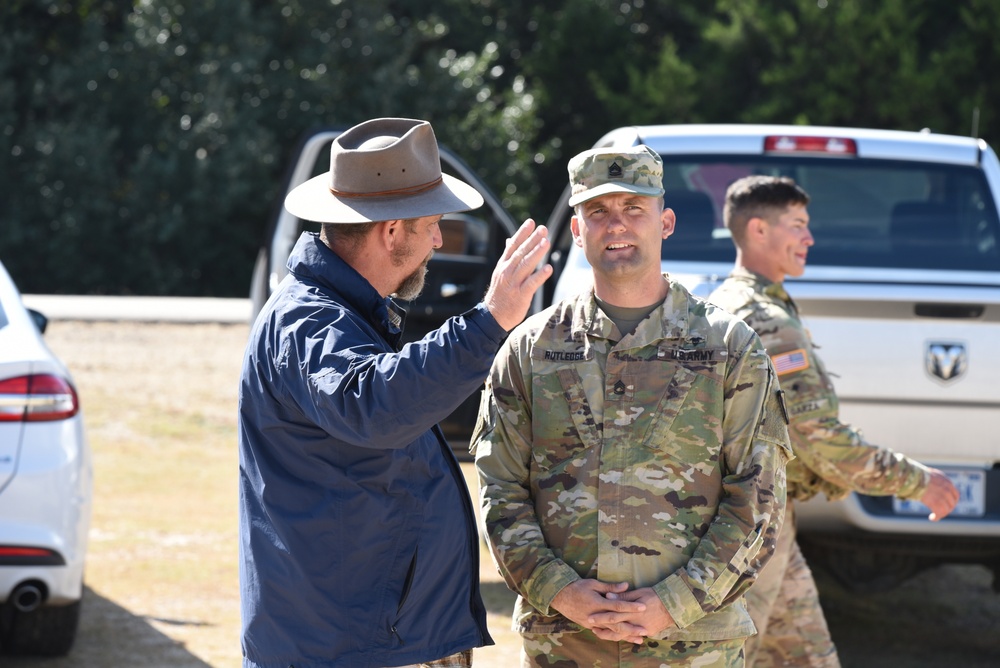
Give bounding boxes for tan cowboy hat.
[284,117,484,223]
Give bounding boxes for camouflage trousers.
[745,505,839,668]
[521,628,745,667]
[387,648,473,668]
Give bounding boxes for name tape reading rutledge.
[541,348,718,363]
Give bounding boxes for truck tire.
[800,538,927,593]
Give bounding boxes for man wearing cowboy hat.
[238,117,552,668]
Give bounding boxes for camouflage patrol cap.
[567,144,664,207]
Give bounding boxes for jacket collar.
[730,267,797,312]
[286,232,404,344]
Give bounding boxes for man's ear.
[746,216,769,243]
[661,207,676,239]
[379,219,403,251]
[570,215,584,248]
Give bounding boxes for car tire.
[1,599,81,656]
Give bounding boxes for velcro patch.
[771,348,809,376]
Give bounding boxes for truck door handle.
[914,303,984,318]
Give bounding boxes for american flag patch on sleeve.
[771,348,809,376]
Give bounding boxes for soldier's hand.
[483,219,553,332]
[921,468,960,521]
[593,587,676,639]
[551,579,646,644]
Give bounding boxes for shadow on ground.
[820,563,1000,667]
[3,586,214,668]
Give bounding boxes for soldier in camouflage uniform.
[473,146,793,667]
[708,175,961,668]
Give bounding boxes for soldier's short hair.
[724,176,810,246]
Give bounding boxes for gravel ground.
[6,320,998,667]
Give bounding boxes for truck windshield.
[659,155,1000,272]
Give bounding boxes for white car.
[0,259,92,655]
[544,124,1000,592]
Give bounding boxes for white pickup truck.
[253,123,1000,592]
[545,124,1000,592]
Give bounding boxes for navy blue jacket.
[238,233,499,667]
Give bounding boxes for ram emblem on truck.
[926,341,967,382]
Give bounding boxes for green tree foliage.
[692,0,997,135]
[1,0,997,295]
[402,0,709,218]
[0,0,540,294]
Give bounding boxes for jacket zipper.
[388,548,418,646]
[397,548,418,614]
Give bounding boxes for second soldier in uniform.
[709,175,960,667]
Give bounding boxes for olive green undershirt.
[595,296,660,338]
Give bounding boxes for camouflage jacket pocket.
[528,365,600,469]
[636,356,725,466]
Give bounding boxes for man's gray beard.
[390,231,433,301]
[393,263,428,301]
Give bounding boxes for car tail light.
[0,374,79,422]
[0,546,66,565]
[764,135,858,155]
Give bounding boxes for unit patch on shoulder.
[770,348,809,376]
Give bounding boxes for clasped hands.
[550,579,676,644]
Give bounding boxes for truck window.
[659,156,1000,272]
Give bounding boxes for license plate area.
[892,469,986,518]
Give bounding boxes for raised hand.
[482,219,553,331]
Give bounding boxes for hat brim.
[567,183,665,208]
[284,171,485,224]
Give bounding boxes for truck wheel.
[800,540,926,594]
[1,600,81,656]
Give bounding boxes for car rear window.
[659,155,1000,272]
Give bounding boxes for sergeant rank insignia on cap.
[608,161,623,179]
